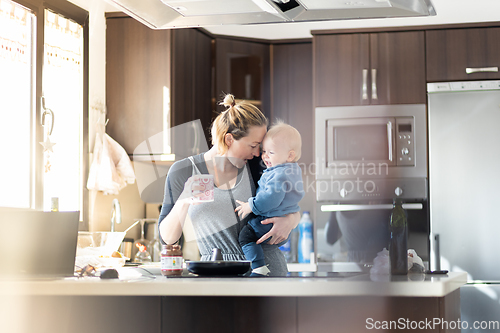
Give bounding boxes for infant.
[236,121,304,276]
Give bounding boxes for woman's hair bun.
[220,94,236,108]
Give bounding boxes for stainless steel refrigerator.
[428,80,500,332]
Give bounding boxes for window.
[42,9,84,212]
[0,0,88,218]
[0,0,34,208]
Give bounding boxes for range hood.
[108,0,436,30]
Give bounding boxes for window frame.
[14,0,89,229]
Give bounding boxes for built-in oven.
[314,104,429,266]
[315,104,428,202]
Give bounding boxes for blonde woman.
[159,94,299,276]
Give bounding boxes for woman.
[158,94,299,276]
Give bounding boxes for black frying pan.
[186,260,251,276]
[186,248,251,276]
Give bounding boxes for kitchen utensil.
[186,247,250,276]
[124,220,140,234]
[211,248,223,261]
[77,231,126,256]
[120,238,134,260]
[185,260,251,276]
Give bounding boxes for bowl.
[76,231,126,257]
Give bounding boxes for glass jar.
[161,244,183,276]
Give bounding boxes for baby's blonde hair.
[211,94,268,154]
[265,120,302,162]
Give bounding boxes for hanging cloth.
[87,133,135,195]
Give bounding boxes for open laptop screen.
[0,209,79,278]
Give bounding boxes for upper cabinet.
[106,17,170,154]
[272,42,313,165]
[106,17,212,155]
[314,31,426,106]
[215,38,271,119]
[170,29,213,143]
[426,27,500,82]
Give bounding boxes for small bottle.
[279,238,292,262]
[51,197,59,212]
[389,199,408,275]
[298,211,314,263]
[161,244,183,277]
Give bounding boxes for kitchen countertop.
[0,269,467,298]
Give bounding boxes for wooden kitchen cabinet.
[106,17,213,154]
[171,28,213,143]
[272,42,313,164]
[314,31,426,106]
[106,17,170,154]
[426,27,500,82]
[215,37,271,118]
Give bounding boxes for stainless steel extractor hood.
[107,0,436,30]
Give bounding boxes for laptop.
[0,209,80,279]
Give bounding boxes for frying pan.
[186,248,251,276]
[186,260,251,276]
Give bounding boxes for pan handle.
[211,248,223,261]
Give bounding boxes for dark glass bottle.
[389,199,408,275]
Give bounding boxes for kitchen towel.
[87,133,135,195]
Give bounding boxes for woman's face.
[226,125,267,168]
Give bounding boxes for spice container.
[161,244,183,276]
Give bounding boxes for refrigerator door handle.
[321,203,423,211]
[387,121,393,162]
[434,234,441,271]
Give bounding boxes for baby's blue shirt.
[248,163,304,217]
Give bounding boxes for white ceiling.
[88,0,500,40]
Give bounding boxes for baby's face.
[261,136,293,168]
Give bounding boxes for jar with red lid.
[161,244,183,276]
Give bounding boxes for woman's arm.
[256,211,300,245]
[159,191,191,245]
[158,160,196,245]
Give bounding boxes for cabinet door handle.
[371,68,378,100]
[466,67,499,74]
[387,121,393,162]
[362,69,368,100]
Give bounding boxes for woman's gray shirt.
[158,153,288,276]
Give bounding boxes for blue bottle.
[298,211,313,263]
[279,238,292,262]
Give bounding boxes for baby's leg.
[239,217,273,276]
[239,224,266,269]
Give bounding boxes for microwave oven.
[315,104,427,202]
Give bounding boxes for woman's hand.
[256,212,300,245]
[177,176,204,205]
[235,200,252,219]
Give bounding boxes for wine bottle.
[389,199,408,275]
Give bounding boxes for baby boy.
[236,121,304,276]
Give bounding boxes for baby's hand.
[235,200,252,219]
